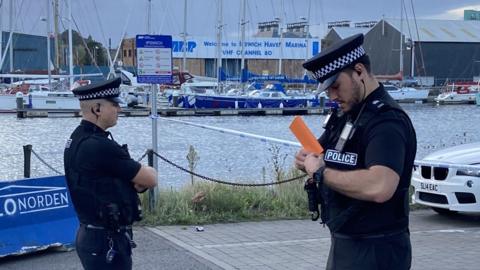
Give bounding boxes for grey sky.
[1,0,479,47]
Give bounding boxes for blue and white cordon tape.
[158,117,480,172]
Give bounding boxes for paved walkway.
[152,209,480,270]
[1,209,480,269]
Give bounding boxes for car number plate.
[420,183,438,191]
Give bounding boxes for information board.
[136,35,173,84]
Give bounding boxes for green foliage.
[59,30,108,66]
[140,168,309,225]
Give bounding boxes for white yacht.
[384,84,429,102]
[434,82,479,105]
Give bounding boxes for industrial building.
[364,19,480,85]
[322,18,480,85]
[0,31,53,74]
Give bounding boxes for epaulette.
[368,99,387,113]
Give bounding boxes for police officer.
[64,77,157,270]
[295,34,416,269]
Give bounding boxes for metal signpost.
[136,35,173,206]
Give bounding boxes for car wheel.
[432,207,458,216]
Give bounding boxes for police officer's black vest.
[64,122,141,228]
[320,86,416,235]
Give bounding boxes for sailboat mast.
[399,0,404,87]
[278,0,284,74]
[216,0,223,92]
[182,0,187,71]
[303,0,311,91]
[53,0,59,71]
[67,0,73,88]
[240,0,246,81]
[147,0,151,33]
[46,0,52,89]
[9,0,13,73]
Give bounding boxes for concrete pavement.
[1,209,479,269]
[152,209,480,270]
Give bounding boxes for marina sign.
[136,35,173,84]
[170,36,320,60]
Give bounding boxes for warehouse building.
[321,18,480,86]
[364,19,480,85]
[0,31,53,74]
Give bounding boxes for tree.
[59,31,107,66]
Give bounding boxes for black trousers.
[326,231,411,270]
[75,225,133,270]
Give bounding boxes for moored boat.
[384,84,429,102]
[435,81,479,105]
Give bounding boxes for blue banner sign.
[169,36,320,60]
[0,175,78,257]
[136,35,173,84]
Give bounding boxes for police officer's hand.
[294,148,311,172]
[304,153,325,178]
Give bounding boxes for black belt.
[80,223,132,231]
[331,228,408,240]
[80,223,137,249]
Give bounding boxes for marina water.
[1,104,479,188]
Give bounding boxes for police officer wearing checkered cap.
[295,34,416,269]
[64,77,157,270]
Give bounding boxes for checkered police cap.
[303,34,366,90]
[72,77,123,103]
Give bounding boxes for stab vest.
[320,86,416,234]
[64,123,141,228]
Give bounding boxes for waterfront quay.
[13,107,328,118]
[14,107,151,118]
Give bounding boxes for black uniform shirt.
[319,85,416,234]
[74,121,140,180]
[64,120,141,224]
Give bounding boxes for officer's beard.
[343,77,364,117]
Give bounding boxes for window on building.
[128,50,131,57]
[123,50,127,57]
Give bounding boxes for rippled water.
[1,103,479,188]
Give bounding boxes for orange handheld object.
[289,116,324,154]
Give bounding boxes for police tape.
[158,117,480,171]
[158,117,301,148]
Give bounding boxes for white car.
[412,142,480,215]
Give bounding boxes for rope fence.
[152,150,307,187]
[23,146,307,186]
[30,148,63,175]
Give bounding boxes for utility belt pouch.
[131,193,143,222]
[304,178,321,221]
[305,167,327,222]
[121,144,131,158]
[99,203,121,231]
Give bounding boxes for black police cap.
[72,77,123,104]
[303,34,366,91]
